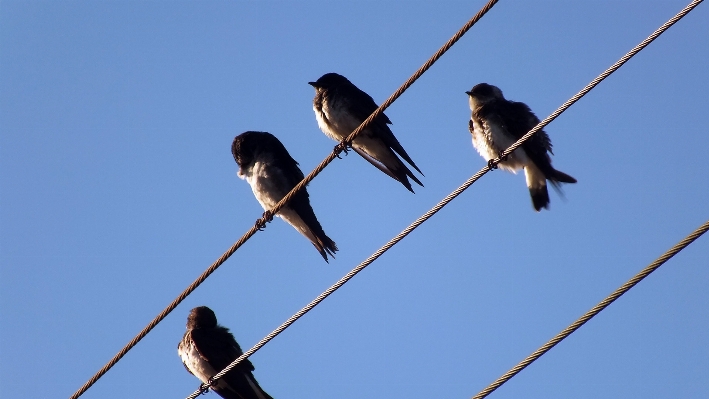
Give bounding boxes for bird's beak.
[308,82,318,87]
[465,91,472,95]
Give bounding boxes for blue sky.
[1,1,707,398]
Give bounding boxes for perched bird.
[232,131,337,262]
[308,72,424,193]
[466,83,577,211]
[178,306,274,399]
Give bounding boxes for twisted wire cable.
[185,1,703,396]
[491,0,705,169]
[470,219,709,399]
[67,1,501,398]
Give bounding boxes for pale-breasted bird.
[232,131,337,262]
[178,306,274,399]
[466,83,577,211]
[308,72,424,193]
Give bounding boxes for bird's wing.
[267,153,337,260]
[340,83,393,125]
[191,328,271,399]
[264,135,305,189]
[351,146,400,181]
[263,140,322,228]
[191,328,255,374]
[497,101,555,172]
[342,85,422,174]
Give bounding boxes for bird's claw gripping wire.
[334,141,351,159]
[198,377,217,395]
[488,151,509,170]
[256,210,274,231]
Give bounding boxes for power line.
[185,1,704,396]
[493,0,705,168]
[67,1,501,398]
[470,219,709,399]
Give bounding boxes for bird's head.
[232,131,267,169]
[186,306,218,330]
[466,83,504,109]
[308,72,348,90]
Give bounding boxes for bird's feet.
[334,142,350,158]
[256,210,274,231]
[488,151,508,170]
[199,377,217,395]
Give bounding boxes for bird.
[308,72,424,193]
[231,131,337,262]
[466,83,577,211]
[178,306,274,399]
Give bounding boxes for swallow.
[232,131,337,261]
[466,83,577,211]
[308,73,424,193]
[178,306,274,399]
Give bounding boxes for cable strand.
[261,0,501,232]
[470,219,709,399]
[491,0,704,169]
[184,1,703,396]
[67,2,501,398]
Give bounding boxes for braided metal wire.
[491,0,705,170]
[187,169,489,399]
[68,224,263,399]
[471,219,709,399]
[257,0,501,226]
[67,2,501,399]
[185,1,703,396]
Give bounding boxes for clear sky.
[1,1,707,398]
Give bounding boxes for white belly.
[179,340,233,391]
[470,118,530,173]
[315,101,362,142]
[240,161,287,211]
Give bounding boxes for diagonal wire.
[491,0,704,169]
[68,1,501,398]
[470,219,709,399]
[186,1,703,396]
[188,168,491,399]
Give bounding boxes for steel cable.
[67,1,501,398]
[185,1,703,396]
[470,219,709,399]
[492,0,705,169]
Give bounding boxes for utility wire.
[492,0,704,168]
[470,219,709,399]
[186,1,703,396]
[67,1,501,398]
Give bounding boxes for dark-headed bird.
[466,83,577,211]
[309,72,424,193]
[178,306,274,399]
[232,131,337,262]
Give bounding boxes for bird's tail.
[525,164,550,211]
[311,233,338,263]
[351,147,423,193]
[548,169,577,186]
[222,370,274,399]
[243,371,274,399]
[529,185,551,212]
[279,205,338,263]
[526,165,576,211]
